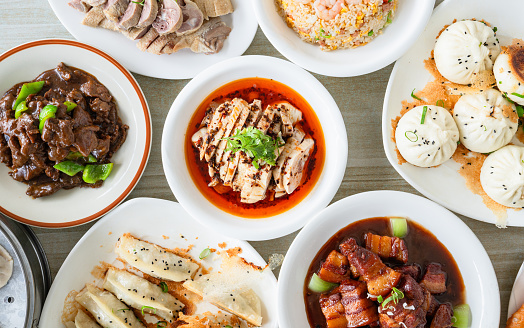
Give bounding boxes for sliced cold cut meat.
[82,5,106,27]
[137,27,160,52]
[152,0,183,35]
[282,137,314,194]
[103,0,130,23]
[119,1,143,29]
[68,0,92,13]
[83,0,108,5]
[176,0,204,36]
[137,0,158,27]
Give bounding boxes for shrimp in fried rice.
[313,0,345,21]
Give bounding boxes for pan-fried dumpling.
[73,310,102,328]
[453,89,518,153]
[494,42,524,105]
[480,145,524,208]
[75,284,145,328]
[395,105,459,167]
[103,268,184,323]
[434,20,501,85]
[115,233,199,282]
[0,244,13,289]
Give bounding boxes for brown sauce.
[304,217,466,328]
[184,78,325,218]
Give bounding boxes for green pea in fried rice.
[276,0,398,51]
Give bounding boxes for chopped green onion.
[117,308,129,312]
[390,217,408,238]
[308,273,339,293]
[131,0,145,4]
[319,28,332,39]
[436,99,445,108]
[199,248,211,259]
[493,26,497,33]
[157,321,168,328]
[451,304,471,328]
[54,161,85,177]
[82,163,113,184]
[38,104,58,132]
[225,326,233,328]
[405,131,418,142]
[381,287,404,307]
[479,41,482,47]
[368,30,374,36]
[64,101,77,112]
[377,295,383,303]
[141,305,157,315]
[386,11,392,25]
[411,89,422,101]
[160,282,168,293]
[420,106,428,124]
[517,105,524,118]
[13,81,45,110]
[512,92,524,98]
[14,101,28,119]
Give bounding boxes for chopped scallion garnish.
[511,92,524,98]
[420,106,428,124]
[377,295,383,303]
[381,287,404,307]
[131,0,145,5]
[368,30,374,36]
[411,88,422,101]
[199,248,211,259]
[160,282,168,293]
[436,99,445,108]
[141,305,157,315]
[157,321,168,328]
[518,105,524,118]
[405,131,418,142]
[493,26,497,33]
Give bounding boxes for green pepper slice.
[14,101,28,119]
[38,104,58,132]
[13,81,45,110]
[83,163,113,184]
[64,101,77,112]
[54,161,85,176]
[66,152,97,163]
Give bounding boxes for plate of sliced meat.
[278,190,500,327]
[161,55,347,240]
[48,0,258,79]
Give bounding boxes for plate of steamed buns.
[382,0,524,227]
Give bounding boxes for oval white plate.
[278,190,500,327]
[39,197,278,328]
[253,0,434,77]
[162,55,348,241]
[382,0,524,226]
[508,262,524,318]
[48,0,258,79]
[0,40,151,228]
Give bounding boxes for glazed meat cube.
[320,288,348,328]
[339,238,401,297]
[318,250,351,283]
[339,280,379,327]
[430,304,453,328]
[364,233,408,263]
[420,263,447,294]
[395,264,422,282]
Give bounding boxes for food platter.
[278,190,500,327]
[382,0,524,226]
[47,0,258,79]
[39,197,278,328]
[0,39,151,228]
[162,55,347,241]
[253,0,434,77]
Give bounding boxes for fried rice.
[276,0,398,51]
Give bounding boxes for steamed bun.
[480,145,524,208]
[494,43,524,105]
[453,89,518,153]
[434,20,500,85]
[396,105,459,167]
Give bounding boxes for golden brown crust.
[508,39,524,84]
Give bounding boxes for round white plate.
[253,0,434,77]
[508,261,524,319]
[278,191,500,328]
[39,197,278,328]
[48,0,258,79]
[162,55,348,241]
[0,39,151,228]
[382,0,524,226]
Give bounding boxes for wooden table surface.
[0,0,519,326]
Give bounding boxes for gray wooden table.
[0,0,519,326]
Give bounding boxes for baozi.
[434,20,500,85]
[494,42,524,105]
[480,145,524,208]
[453,89,518,153]
[395,105,459,167]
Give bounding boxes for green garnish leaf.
[436,99,445,108]
[160,282,168,293]
[38,104,58,133]
[517,105,524,118]
[225,326,233,328]
[54,161,85,177]
[420,106,428,124]
[386,11,392,25]
[131,0,145,4]
[141,305,157,315]
[381,287,404,307]
[199,248,211,259]
[64,101,77,112]
[411,88,422,101]
[377,295,383,303]
[479,41,482,47]
[368,30,374,36]
[223,127,284,169]
[319,28,332,39]
[14,101,28,119]
[493,26,497,33]
[511,92,524,98]
[157,321,168,328]
[405,131,418,142]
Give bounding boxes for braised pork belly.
[191,98,315,204]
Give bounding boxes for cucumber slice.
[308,273,338,293]
[452,304,471,328]
[390,217,408,238]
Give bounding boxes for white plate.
[382,0,524,226]
[508,262,524,318]
[0,40,151,228]
[278,190,500,327]
[162,55,348,241]
[253,0,434,77]
[48,0,258,79]
[39,197,278,328]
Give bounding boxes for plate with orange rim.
[0,39,151,228]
